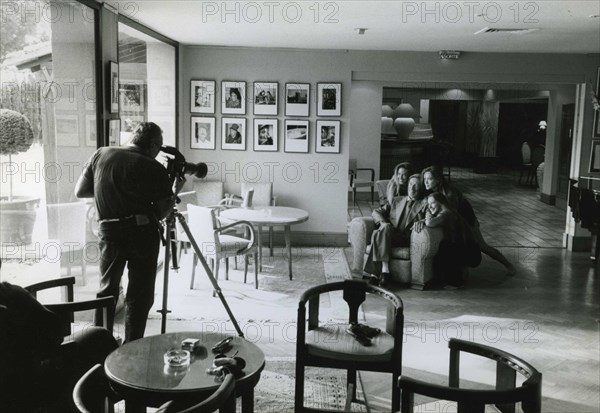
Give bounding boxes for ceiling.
[110,0,600,54]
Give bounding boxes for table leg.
[285,225,292,280]
[241,389,255,413]
[256,226,262,272]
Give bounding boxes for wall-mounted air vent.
[475,27,540,35]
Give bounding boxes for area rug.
[248,357,367,413]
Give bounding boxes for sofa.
[349,217,443,289]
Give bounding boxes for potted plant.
[0,108,39,244]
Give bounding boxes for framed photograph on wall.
[284,120,309,153]
[253,82,278,115]
[85,114,97,147]
[191,80,216,114]
[108,119,120,146]
[119,80,145,113]
[109,61,119,113]
[589,140,600,173]
[222,81,246,115]
[254,118,278,152]
[317,83,342,116]
[285,83,310,117]
[191,116,216,150]
[56,114,79,146]
[316,120,340,153]
[593,68,600,138]
[222,118,246,150]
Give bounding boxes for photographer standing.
[75,122,184,343]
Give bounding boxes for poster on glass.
[254,119,278,152]
[253,82,278,115]
[316,120,340,153]
[317,83,341,116]
[284,120,309,153]
[222,81,246,115]
[85,115,97,147]
[108,119,121,147]
[191,117,216,150]
[56,115,79,146]
[222,118,246,150]
[109,61,119,113]
[119,80,145,113]
[285,83,310,117]
[191,80,216,114]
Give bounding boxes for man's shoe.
[380,272,390,287]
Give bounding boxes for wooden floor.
[349,168,599,412]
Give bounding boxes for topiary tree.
[0,108,34,201]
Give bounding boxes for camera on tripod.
[161,145,208,184]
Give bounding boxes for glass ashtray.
[164,349,190,367]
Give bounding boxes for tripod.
[157,207,244,337]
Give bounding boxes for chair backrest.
[187,204,219,255]
[531,144,545,167]
[349,158,357,174]
[156,373,235,413]
[521,142,532,164]
[398,338,542,413]
[241,182,273,206]
[375,179,390,205]
[25,276,114,336]
[192,180,225,206]
[46,202,88,247]
[73,364,120,413]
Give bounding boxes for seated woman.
[421,165,515,275]
[386,162,413,204]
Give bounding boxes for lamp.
[538,120,547,131]
[381,104,396,135]
[393,103,420,139]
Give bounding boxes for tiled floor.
[348,167,565,248]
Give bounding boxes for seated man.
[0,280,118,412]
[364,174,428,286]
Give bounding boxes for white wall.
[180,47,352,238]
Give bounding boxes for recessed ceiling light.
[355,28,368,35]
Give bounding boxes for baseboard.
[564,233,591,252]
[268,231,349,247]
[540,192,556,205]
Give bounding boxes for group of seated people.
[364,162,515,288]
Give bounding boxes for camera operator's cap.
[229,124,239,131]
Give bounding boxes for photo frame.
[191,116,216,150]
[285,83,310,117]
[221,81,246,115]
[191,80,216,114]
[254,118,278,152]
[222,118,246,150]
[253,82,278,116]
[56,114,79,147]
[119,80,145,113]
[315,120,341,153]
[85,114,97,147]
[317,83,342,116]
[593,68,600,138]
[284,120,309,153]
[589,140,600,173]
[108,119,120,146]
[109,61,119,113]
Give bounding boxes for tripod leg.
[190,253,197,289]
[244,256,248,284]
[175,212,244,337]
[225,258,229,280]
[254,252,259,289]
[212,259,220,298]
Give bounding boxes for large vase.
[393,117,415,139]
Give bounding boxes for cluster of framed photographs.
[191,116,341,153]
[190,80,342,153]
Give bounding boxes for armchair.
[349,217,443,289]
[349,158,375,205]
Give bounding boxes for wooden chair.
[349,158,375,205]
[294,279,404,412]
[72,364,121,413]
[398,338,542,413]
[187,204,259,290]
[156,372,236,413]
[24,276,114,337]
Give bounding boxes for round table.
[104,331,265,412]
[219,206,309,279]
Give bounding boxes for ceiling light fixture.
[439,50,461,60]
[355,28,368,35]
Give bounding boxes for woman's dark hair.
[428,191,450,207]
[229,88,241,100]
[393,162,413,177]
[131,122,162,150]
